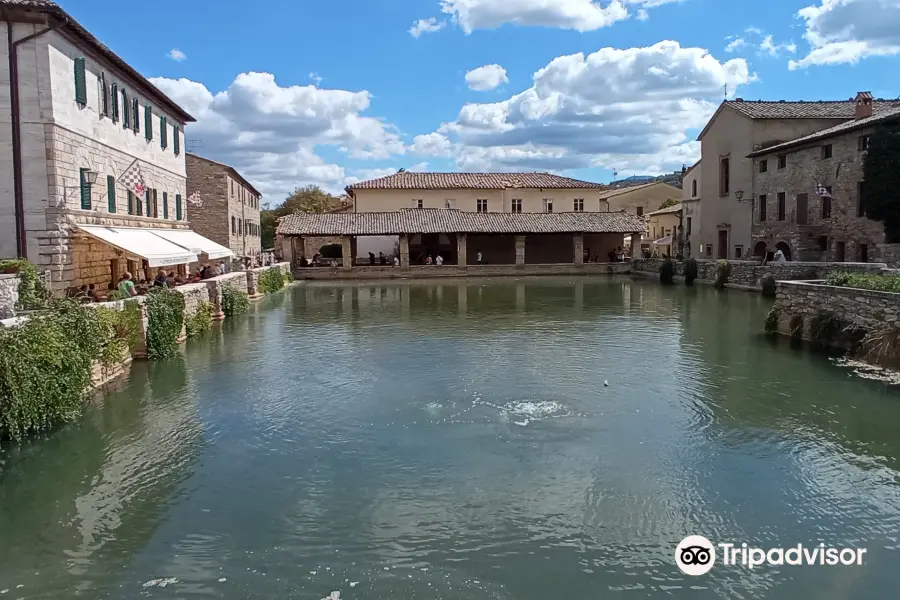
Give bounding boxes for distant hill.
[609,170,684,189]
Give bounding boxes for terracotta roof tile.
[347,172,607,191]
[725,99,897,120]
[276,209,646,236]
[597,181,681,199]
[647,203,682,216]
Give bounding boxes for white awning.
[151,229,234,260]
[653,235,673,245]
[76,225,198,267]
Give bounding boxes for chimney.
[855,91,873,119]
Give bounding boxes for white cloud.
[725,29,796,57]
[439,0,680,33]
[759,34,797,56]
[790,0,900,69]
[309,72,323,86]
[465,64,509,91]
[725,37,746,52]
[636,8,649,20]
[410,40,753,174]
[409,17,445,37]
[150,72,404,198]
[167,48,187,62]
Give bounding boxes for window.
[162,192,168,219]
[691,179,697,197]
[858,135,870,151]
[145,189,151,217]
[822,193,832,218]
[796,193,808,225]
[238,219,242,235]
[777,192,785,221]
[135,191,142,216]
[777,155,786,169]
[127,190,135,215]
[857,181,866,217]
[543,198,553,213]
[173,125,180,155]
[231,216,236,234]
[100,72,109,117]
[818,236,828,251]
[111,83,118,122]
[122,89,130,129]
[734,245,743,259]
[160,116,167,149]
[858,243,868,263]
[445,199,456,209]
[412,199,423,208]
[835,241,846,262]
[652,226,657,238]
[176,194,182,220]
[73,57,87,105]
[144,105,153,141]
[821,144,833,159]
[132,98,140,132]
[511,198,522,213]
[231,180,234,195]
[758,194,767,221]
[636,206,643,217]
[759,159,768,173]
[705,245,712,257]
[106,175,116,213]
[152,189,159,217]
[719,156,730,196]
[573,198,584,212]
[79,168,91,209]
[476,198,488,213]
[686,217,692,234]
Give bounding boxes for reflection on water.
[1,277,899,599]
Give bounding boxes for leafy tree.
[658,197,680,210]
[260,185,346,249]
[862,121,900,243]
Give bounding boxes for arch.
[775,241,792,261]
[691,178,697,197]
[753,241,768,257]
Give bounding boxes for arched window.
[691,179,697,197]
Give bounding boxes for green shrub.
[221,284,250,317]
[258,267,285,294]
[683,258,698,285]
[789,314,804,339]
[809,311,845,344]
[760,274,777,297]
[764,307,779,334]
[95,301,142,365]
[824,271,900,293]
[284,270,294,283]
[659,259,675,284]
[714,260,731,289]
[184,300,215,338]
[0,258,50,310]
[145,287,185,360]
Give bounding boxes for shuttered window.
[111,83,118,122]
[173,125,180,155]
[122,89,129,128]
[107,175,116,212]
[152,189,158,217]
[136,190,143,216]
[79,168,91,209]
[162,192,168,219]
[145,189,151,217]
[127,191,134,215]
[160,116,167,149]
[176,194,182,220]
[132,98,140,132]
[100,72,108,116]
[144,105,153,140]
[74,57,86,105]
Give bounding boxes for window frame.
[777,192,786,221]
[759,159,767,173]
[542,198,553,213]
[476,198,488,213]
[719,156,730,196]
[777,155,786,169]
[758,194,767,222]
[821,144,833,159]
[573,198,584,212]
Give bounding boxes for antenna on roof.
[186,139,204,152]
[724,84,728,99]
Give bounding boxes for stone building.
[749,94,900,264]
[0,1,230,291]
[680,161,702,257]
[696,95,900,260]
[646,203,682,257]
[597,181,682,217]
[186,153,262,262]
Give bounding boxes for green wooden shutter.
[133,98,140,132]
[111,83,118,121]
[107,175,116,212]
[144,105,152,140]
[100,72,108,116]
[145,189,151,216]
[127,191,134,215]
[160,116,167,149]
[162,192,168,219]
[136,191,143,216]
[79,168,91,209]
[173,125,180,155]
[122,89,129,128]
[74,57,86,104]
[176,194,182,220]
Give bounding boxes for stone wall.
[632,258,889,289]
[0,275,19,319]
[176,283,209,317]
[292,262,631,280]
[205,272,248,318]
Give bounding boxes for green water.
[1,277,899,599]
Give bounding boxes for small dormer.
[855,91,873,120]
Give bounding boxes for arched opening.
[775,241,792,261]
[753,241,768,257]
[691,178,697,197]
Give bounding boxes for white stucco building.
[1,0,231,291]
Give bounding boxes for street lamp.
[83,169,99,185]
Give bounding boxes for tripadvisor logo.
[675,536,867,575]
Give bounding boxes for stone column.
[280,234,293,267]
[630,233,641,259]
[456,233,467,267]
[399,234,410,268]
[573,233,584,265]
[515,235,526,266]
[341,236,353,270]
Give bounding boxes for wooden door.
[717,230,728,258]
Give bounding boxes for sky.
[63,0,900,204]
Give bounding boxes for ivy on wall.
[862,121,900,243]
[258,267,285,294]
[221,284,249,317]
[0,259,50,310]
[145,288,185,360]
[185,301,215,338]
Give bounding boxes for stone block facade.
[0,274,19,319]
[751,123,900,265]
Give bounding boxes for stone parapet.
[292,262,631,280]
[0,275,20,319]
[205,272,248,319]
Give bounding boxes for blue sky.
[64,0,900,202]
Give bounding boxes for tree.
[260,185,345,249]
[658,197,680,210]
[862,121,900,243]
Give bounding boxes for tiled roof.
[748,105,900,158]
[276,208,646,236]
[0,1,194,123]
[597,181,681,199]
[346,172,607,191]
[647,203,682,216]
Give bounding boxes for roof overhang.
[151,229,234,260]
[76,225,199,267]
